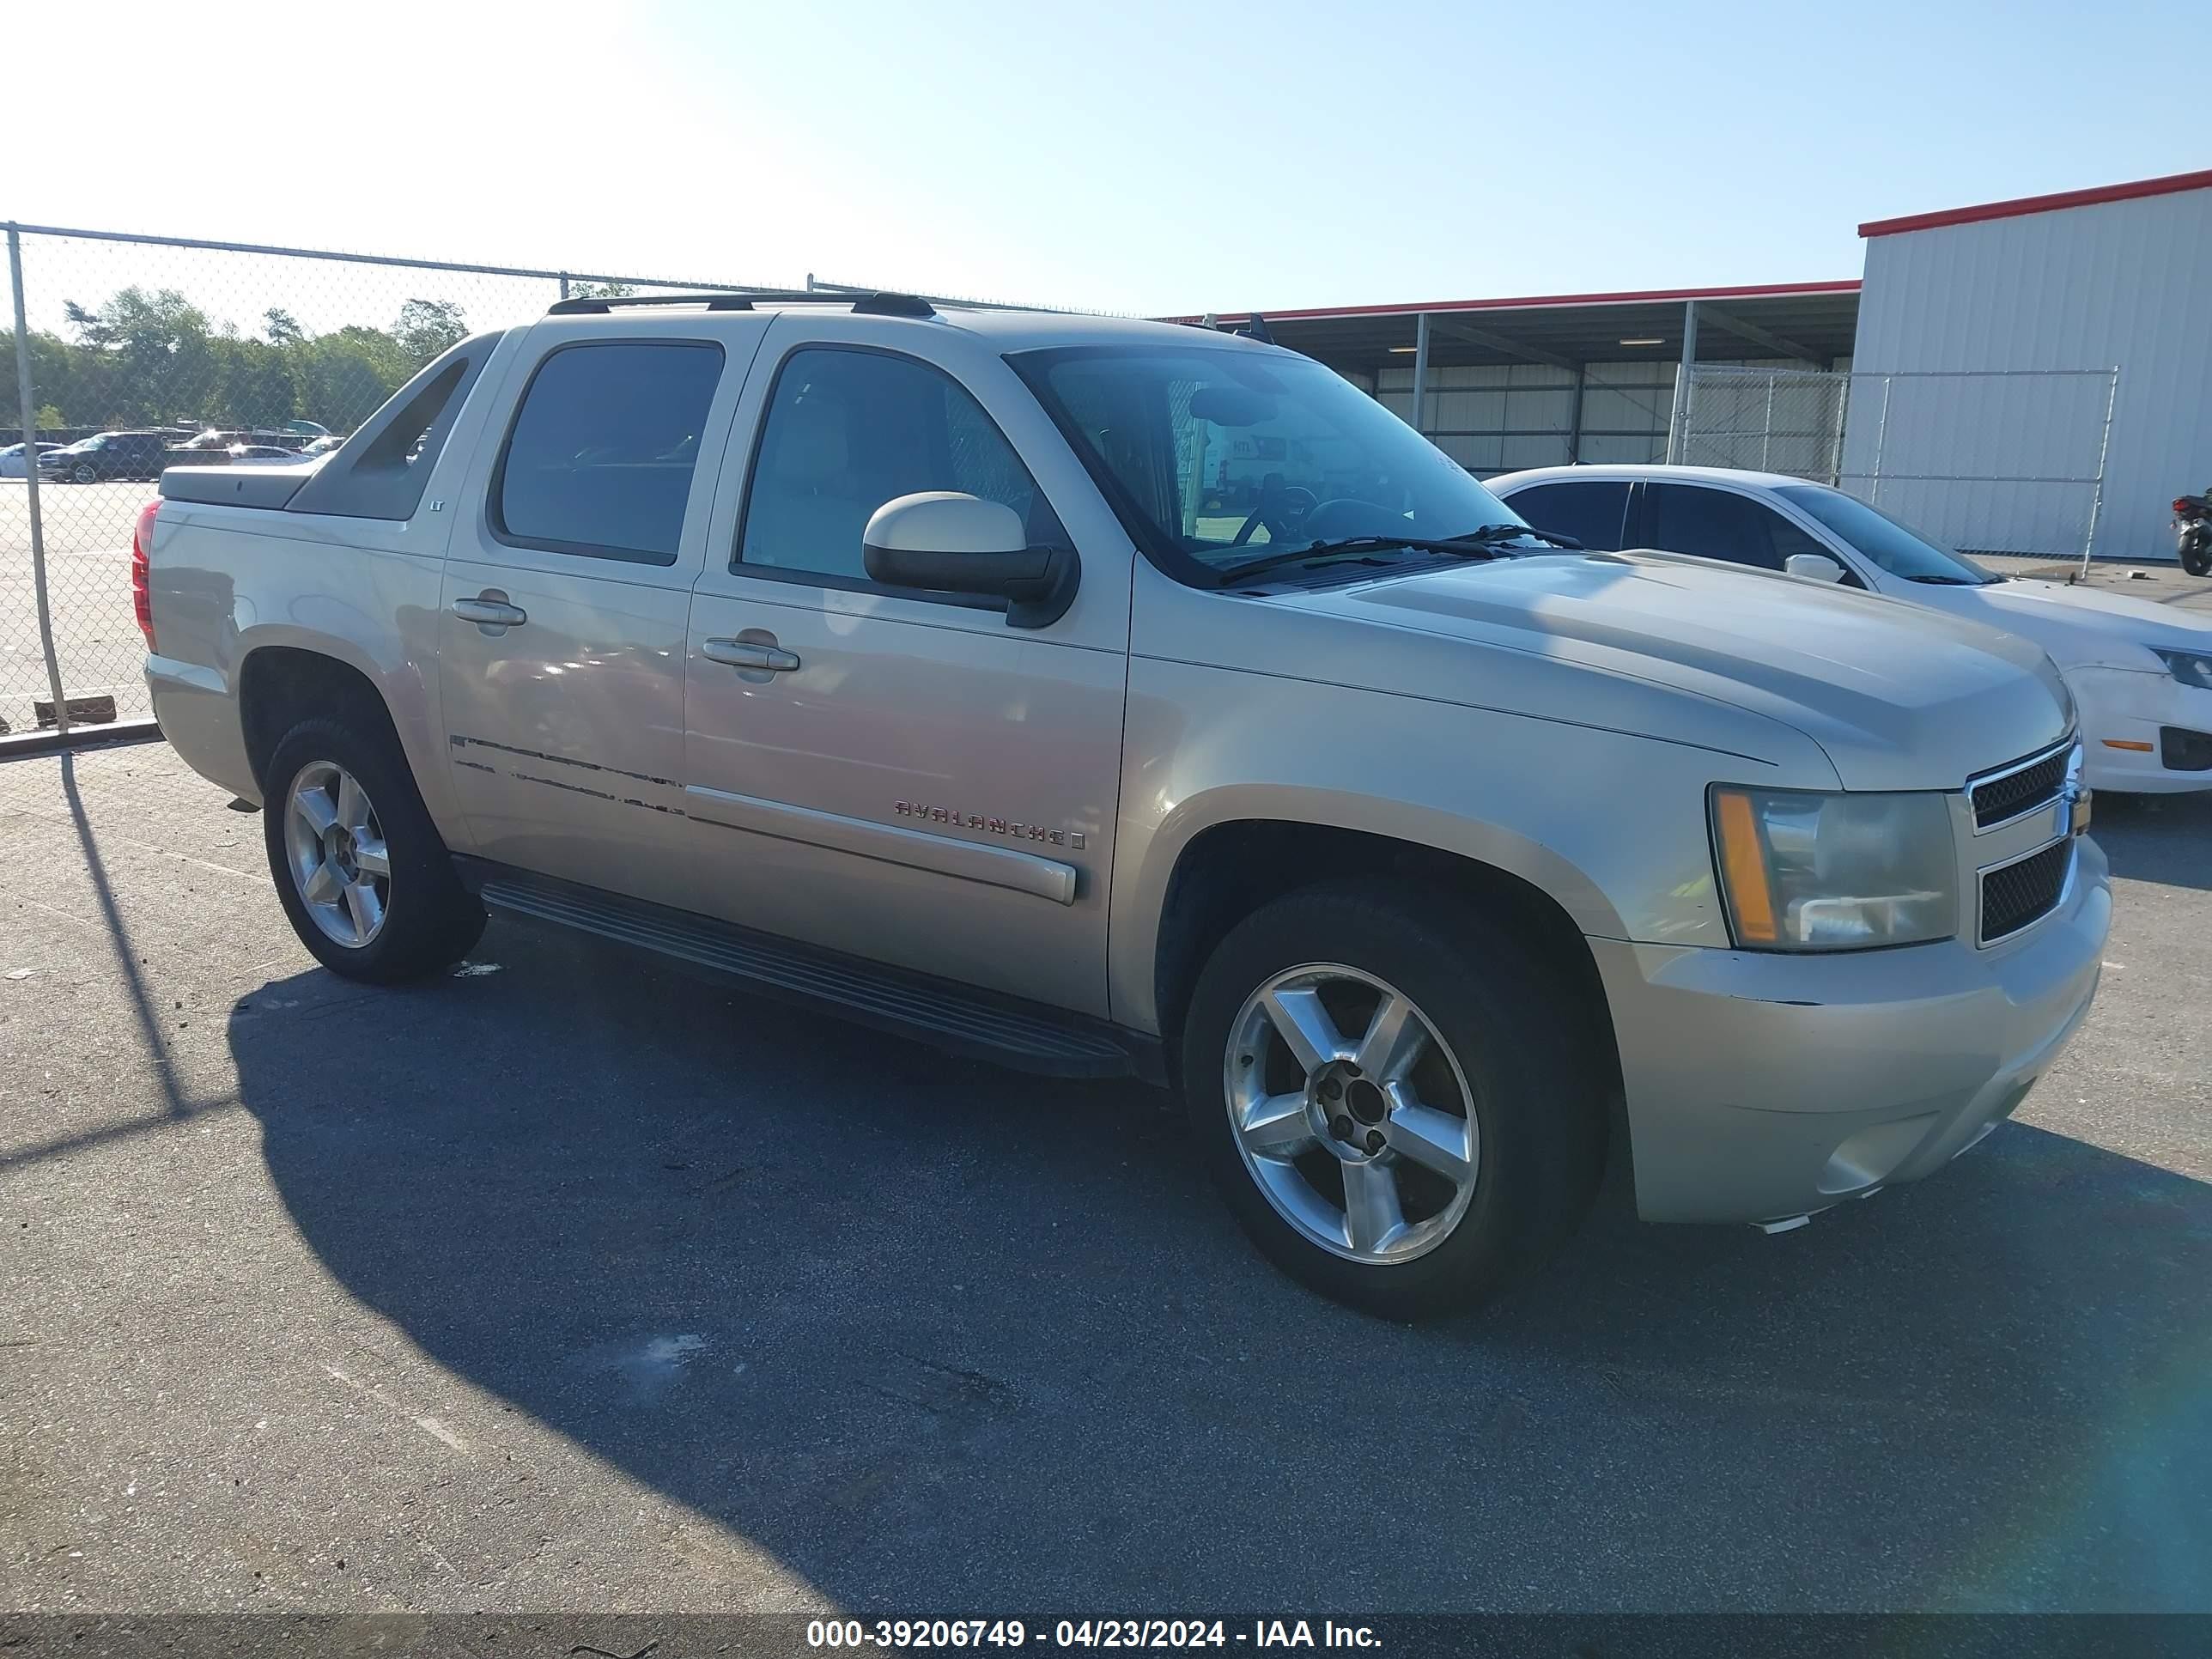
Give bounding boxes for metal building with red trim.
[1184,167,2209,560]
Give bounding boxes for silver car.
[143,297,2109,1317]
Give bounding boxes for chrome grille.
[1980,839,2072,943]
[1971,744,2070,831]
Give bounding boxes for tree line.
[16,288,484,434]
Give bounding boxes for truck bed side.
[143,330,526,823]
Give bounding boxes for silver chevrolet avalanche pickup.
[142,295,2108,1317]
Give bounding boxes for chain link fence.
[1670,365,1850,482]
[1,223,801,750]
[1675,362,2121,567]
[2,222,1057,768]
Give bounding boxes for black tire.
[2183,535,2211,579]
[70,461,95,485]
[260,713,484,983]
[1180,878,1607,1321]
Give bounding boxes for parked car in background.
[228,445,308,465]
[0,441,63,478]
[39,430,194,483]
[177,428,312,458]
[172,429,249,455]
[1493,464,2212,793]
[137,298,2106,1318]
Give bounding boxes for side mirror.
[863,491,1079,629]
[1784,551,1847,583]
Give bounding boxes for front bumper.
[2069,665,2212,793]
[1592,834,2111,1224]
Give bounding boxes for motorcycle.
[2176,488,2212,577]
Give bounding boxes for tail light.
[131,498,159,651]
[2176,498,2192,514]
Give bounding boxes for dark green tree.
[300,333,404,429]
[394,298,468,366]
[61,287,220,425]
[219,339,300,428]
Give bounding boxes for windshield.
[1774,484,1999,586]
[1012,343,1531,580]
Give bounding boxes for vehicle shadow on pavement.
[225,927,2212,1613]
[2093,790,2212,890]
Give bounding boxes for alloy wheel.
[283,760,392,949]
[1223,963,1480,1264]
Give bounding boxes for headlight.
[2152,647,2212,691]
[1710,787,1958,951]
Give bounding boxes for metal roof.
[1166,280,1863,374]
[1859,167,2212,238]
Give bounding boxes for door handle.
[702,638,800,672]
[452,593,528,628]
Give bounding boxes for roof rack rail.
[1182,310,1279,344]
[547,293,757,314]
[547,290,938,319]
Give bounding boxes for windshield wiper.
[1216,524,1580,586]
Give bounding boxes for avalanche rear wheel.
[261,714,483,982]
[281,760,392,951]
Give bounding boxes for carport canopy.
[1169,281,1862,376]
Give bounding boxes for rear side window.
[1504,480,1630,550]
[493,341,725,565]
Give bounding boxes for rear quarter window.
[492,340,725,566]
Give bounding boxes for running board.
[470,868,1153,1081]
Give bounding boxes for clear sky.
[9,0,2204,317]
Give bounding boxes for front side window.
[1012,343,1532,584]
[493,341,724,565]
[1504,480,1631,551]
[739,347,1063,582]
[1774,484,1999,586]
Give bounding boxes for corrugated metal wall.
[1372,359,1685,477]
[1845,186,2212,559]
[1374,355,1826,478]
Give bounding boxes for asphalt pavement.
[0,733,2208,1616]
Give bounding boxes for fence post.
[1868,375,1893,507]
[2079,365,2120,578]
[1408,312,1430,443]
[1664,300,1699,463]
[1826,374,1850,487]
[7,224,70,739]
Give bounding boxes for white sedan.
[1492,464,2212,794]
[0,441,62,478]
